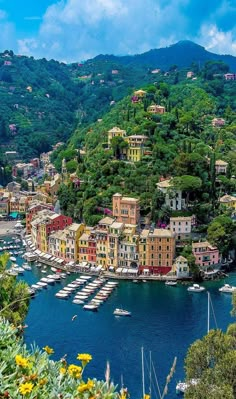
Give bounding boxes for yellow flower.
[143,395,150,399]
[19,382,34,395]
[43,345,54,355]
[39,378,47,386]
[119,394,126,399]
[77,353,92,364]
[77,383,88,393]
[60,367,67,374]
[68,364,82,378]
[15,355,29,368]
[87,379,94,390]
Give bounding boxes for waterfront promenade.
[0,220,19,236]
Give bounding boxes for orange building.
[139,228,175,275]
[112,193,140,225]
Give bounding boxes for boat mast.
[141,347,145,398]
[207,291,210,334]
[149,351,152,399]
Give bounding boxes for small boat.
[22,263,32,271]
[83,303,99,311]
[113,308,131,317]
[165,280,177,286]
[31,284,41,290]
[72,299,85,304]
[142,280,147,283]
[36,281,48,288]
[133,279,139,283]
[187,284,205,292]
[55,292,69,299]
[80,275,92,280]
[10,256,16,262]
[219,284,236,293]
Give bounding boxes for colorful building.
[112,193,140,225]
[172,256,189,278]
[95,217,115,268]
[192,241,219,268]
[65,223,85,262]
[169,216,194,240]
[31,210,72,251]
[147,104,165,114]
[125,135,148,162]
[26,201,54,234]
[219,194,236,211]
[108,126,126,147]
[139,228,175,275]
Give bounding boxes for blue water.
[10,246,236,398]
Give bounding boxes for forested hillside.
[0,41,236,163]
[53,63,236,231]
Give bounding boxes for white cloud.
[198,24,236,55]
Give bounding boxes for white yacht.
[219,284,236,293]
[83,303,99,311]
[113,308,131,317]
[165,280,177,286]
[187,284,205,292]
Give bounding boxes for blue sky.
[0,0,236,62]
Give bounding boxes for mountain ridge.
[90,40,236,71]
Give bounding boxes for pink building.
[192,241,219,268]
[224,73,236,80]
[112,193,140,225]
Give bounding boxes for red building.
[26,202,54,234]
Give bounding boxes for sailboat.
[176,292,215,395]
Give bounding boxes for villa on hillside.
[156,179,185,211]
[108,126,126,147]
[147,104,165,114]
[215,159,228,174]
[212,118,225,127]
[219,194,236,211]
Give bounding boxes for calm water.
[10,247,235,398]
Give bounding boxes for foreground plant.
[0,317,123,398]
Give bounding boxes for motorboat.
[22,263,32,271]
[106,281,118,286]
[40,277,55,284]
[113,308,131,317]
[187,284,205,292]
[165,280,177,286]
[72,299,85,304]
[219,284,236,293]
[83,303,99,311]
[80,275,92,280]
[36,281,48,288]
[63,286,76,292]
[133,279,139,283]
[55,292,69,299]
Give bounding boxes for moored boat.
[165,280,177,286]
[113,308,131,317]
[219,284,236,293]
[187,284,205,292]
[83,303,99,311]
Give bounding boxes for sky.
[0,0,236,63]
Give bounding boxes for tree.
[207,215,234,256]
[184,327,236,399]
[110,136,128,160]
[172,175,202,206]
[0,253,30,325]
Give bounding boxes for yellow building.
[108,126,126,147]
[66,223,85,262]
[133,89,147,98]
[95,217,115,269]
[220,194,236,211]
[125,135,148,162]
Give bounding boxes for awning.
[116,267,122,273]
[96,265,102,271]
[35,249,41,255]
[58,259,64,264]
[128,268,138,274]
[122,268,128,273]
[143,268,150,274]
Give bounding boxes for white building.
[169,216,194,240]
[156,179,185,211]
[173,256,189,278]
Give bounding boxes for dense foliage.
[54,65,236,233]
[0,253,29,325]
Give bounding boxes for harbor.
[0,235,234,398]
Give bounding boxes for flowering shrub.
[0,317,124,398]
